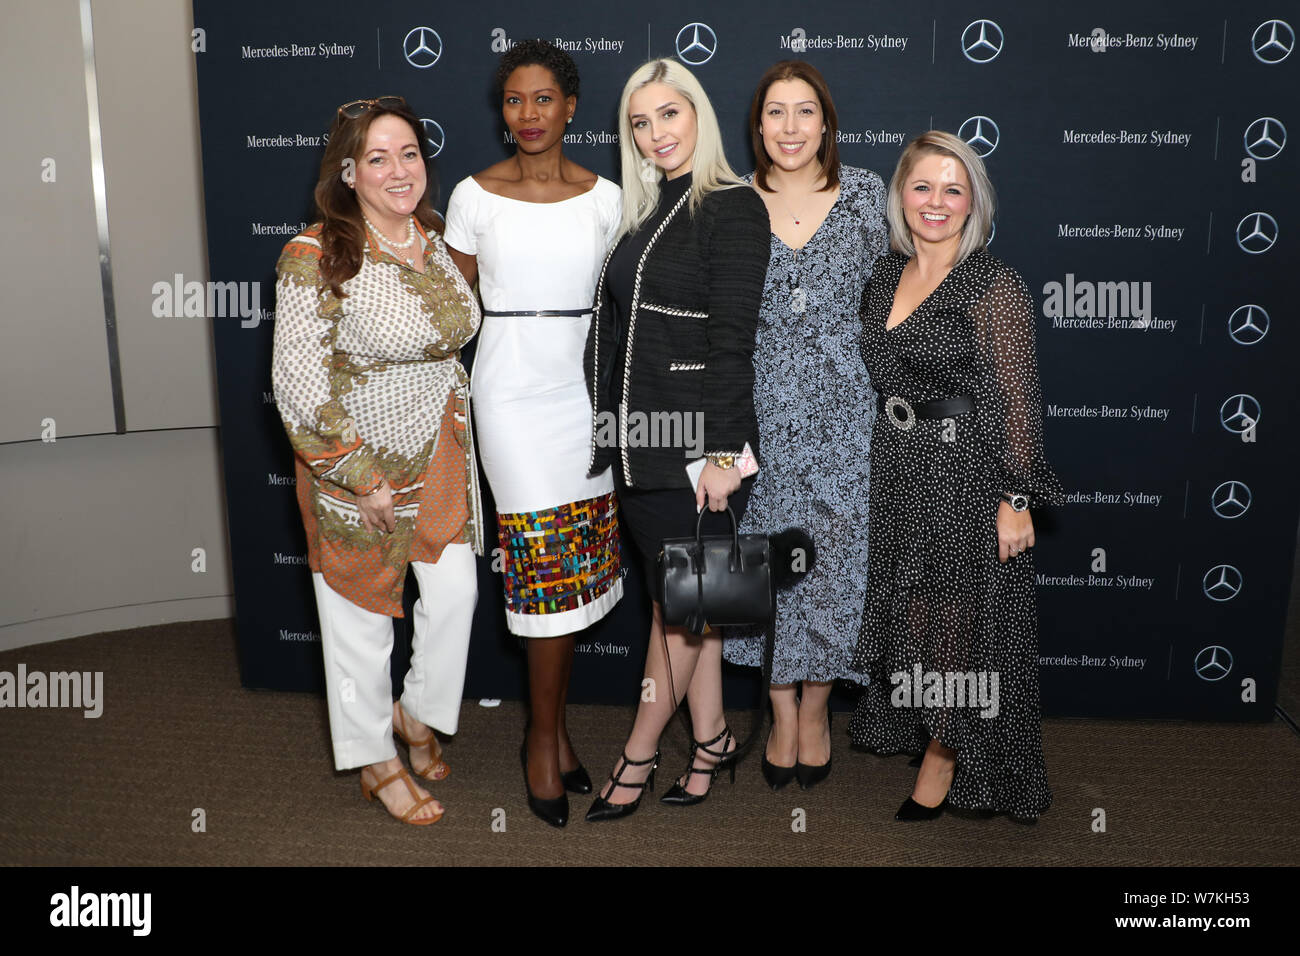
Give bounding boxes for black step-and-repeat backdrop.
[194,0,1297,720]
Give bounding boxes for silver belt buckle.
[884,396,916,431]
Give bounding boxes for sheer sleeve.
[970,261,1062,508]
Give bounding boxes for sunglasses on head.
[337,96,408,120]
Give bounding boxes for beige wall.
[0,0,232,651]
[1,1,115,442]
[95,1,217,430]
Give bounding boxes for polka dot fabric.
[273,223,483,617]
[849,249,1063,820]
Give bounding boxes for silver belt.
[481,308,592,317]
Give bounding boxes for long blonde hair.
[616,59,744,236]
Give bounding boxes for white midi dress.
[444,175,624,637]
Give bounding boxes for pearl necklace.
[364,213,413,248]
[363,214,417,265]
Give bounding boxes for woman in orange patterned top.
[272,96,482,825]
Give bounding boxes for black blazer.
[583,182,770,489]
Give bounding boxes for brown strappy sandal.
[393,705,450,781]
[360,766,444,825]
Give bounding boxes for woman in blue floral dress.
[724,61,887,790]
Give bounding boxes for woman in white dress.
[445,40,623,828]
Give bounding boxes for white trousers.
[311,543,477,771]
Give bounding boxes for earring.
[567,117,573,125]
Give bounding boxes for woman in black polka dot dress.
[849,131,1062,821]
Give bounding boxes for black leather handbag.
[657,506,779,761]
[658,506,773,636]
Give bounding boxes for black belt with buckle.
[877,394,975,431]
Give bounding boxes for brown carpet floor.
[2,609,1297,867]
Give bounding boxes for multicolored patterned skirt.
[495,491,624,637]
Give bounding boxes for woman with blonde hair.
[582,59,770,821]
[849,130,1061,822]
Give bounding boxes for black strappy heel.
[584,750,659,822]
[659,726,737,806]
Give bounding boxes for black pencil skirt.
[615,473,754,600]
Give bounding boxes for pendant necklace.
[775,184,809,314]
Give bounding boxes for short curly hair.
[494,38,580,101]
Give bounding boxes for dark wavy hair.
[494,38,580,101]
[313,98,440,298]
[749,60,841,193]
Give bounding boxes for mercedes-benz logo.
[1227,304,1269,345]
[420,118,444,158]
[1219,394,1260,433]
[1193,645,1233,681]
[1202,565,1243,602]
[961,20,1004,63]
[1252,19,1294,64]
[959,115,999,157]
[404,26,442,68]
[1244,117,1286,160]
[1235,212,1278,254]
[1211,481,1252,519]
[675,22,717,65]
[987,220,996,245]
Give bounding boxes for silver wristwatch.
[1000,491,1029,512]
